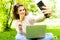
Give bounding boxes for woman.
[13,3,54,40]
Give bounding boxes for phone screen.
[37,1,45,10]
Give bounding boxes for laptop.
[26,25,46,38]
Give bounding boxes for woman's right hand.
[18,22,26,35]
[18,22,22,30]
[41,6,51,18]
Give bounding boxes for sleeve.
[33,13,46,22]
[29,13,46,23]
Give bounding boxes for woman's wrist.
[44,14,50,18]
[21,30,26,35]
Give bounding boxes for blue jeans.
[15,33,54,40]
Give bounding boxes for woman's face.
[17,6,25,16]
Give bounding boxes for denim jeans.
[15,33,54,40]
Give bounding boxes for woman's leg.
[15,33,54,40]
[15,33,28,40]
[38,33,54,40]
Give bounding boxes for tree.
[0,0,14,31]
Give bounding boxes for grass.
[0,29,16,40]
[46,29,60,40]
[0,29,60,40]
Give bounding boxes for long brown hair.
[13,3,28,19]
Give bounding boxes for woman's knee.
[38,33,54,40]
[42,33,54,40]
[45,33,54,39]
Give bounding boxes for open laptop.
[26,25,46,38]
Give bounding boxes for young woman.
[13,3,54,40]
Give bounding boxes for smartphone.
[37,1,49,18]
[37,1,45,10]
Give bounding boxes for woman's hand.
[18,22,26,35]
[41,6,51,18]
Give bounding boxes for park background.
[0,0,60,40]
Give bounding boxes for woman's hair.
[13,3,28,19]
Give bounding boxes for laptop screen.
[26,25,46,38]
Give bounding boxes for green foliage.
[0,0,14,31]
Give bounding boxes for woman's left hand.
[41,6,51,18]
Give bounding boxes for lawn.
[0,29,16,40]
[46,29,60,40]
[0,29,60,40]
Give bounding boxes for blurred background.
[0,0,60,40]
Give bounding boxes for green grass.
[0,29,60,40]
[0,29,16,40]
[46,29,60,40]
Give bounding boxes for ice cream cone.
[20,14,24,21]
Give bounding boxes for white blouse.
[12,13,45,34]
